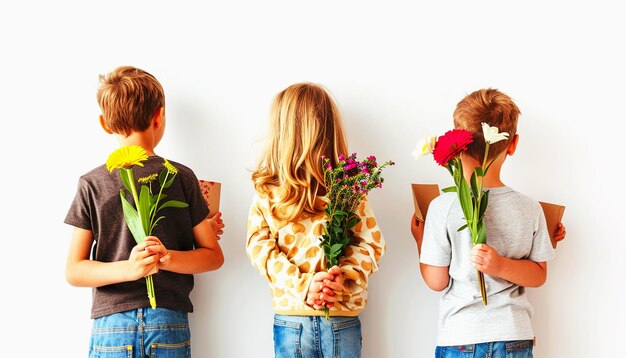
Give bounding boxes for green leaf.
[139,185,152,234]
[458,175,473,222]
[346,217,360,230]
[470,173,479,199]
[120,191,146,243]
[163,172,177,189]
[158,168,168,186]
[474,167,484,177]
[331,243,344,255]
[157,200,189,212]
[442,186,457,193]
[475,221,487,245]
[457,224,468,232]
[479,190,490,221]
[119,168,135,196]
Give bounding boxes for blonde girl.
[246,83,385,358]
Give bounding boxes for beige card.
[539,201,566,248]
[199,180,221,218]
[411,183,441,221]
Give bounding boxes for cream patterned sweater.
[246,191,385,316]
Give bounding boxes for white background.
[1,1,624,357]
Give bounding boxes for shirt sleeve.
[246,194,314,305]
[527,200,556,262]
[420,195,452,267]
[182,170,210,227]
[64,177,93,231]
[336,199,386,309]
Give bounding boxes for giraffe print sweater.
[246,191,385,316]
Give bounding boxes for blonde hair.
[97,66,165,136]
[453,88,520,161]
[252,83,349,222]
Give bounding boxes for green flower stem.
[146,275,156,309]
[149,170,170,229]
[477,271,487,305]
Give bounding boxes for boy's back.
[421,186,555,345]
[65,156,209,318]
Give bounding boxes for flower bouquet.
[414,123,509,305]
[319,153,394,318]
[106,145,189,309]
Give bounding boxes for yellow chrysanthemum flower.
[138,173,158,184]
[163,159,178,175]
[106,145,149,172]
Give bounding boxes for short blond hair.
[97,66,164,136]
[453,88,520,161]
[252,83,349,222]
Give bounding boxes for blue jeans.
[273,314,362,358]
[89,308,191,358]
[435,340,534,358]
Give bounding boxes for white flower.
[412,135,437,159]
[481,122,509,144]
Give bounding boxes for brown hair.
[252,83,349,222]
[453,88,520,161]
[96,66,165,136]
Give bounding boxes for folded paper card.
[199,180,221,219]
[411,183,441,221]
[539,201,566,248]
[411,183,565,248]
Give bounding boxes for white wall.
[2,1,624,357]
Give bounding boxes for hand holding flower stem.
[106,146,189,309]
[417,123,509,305]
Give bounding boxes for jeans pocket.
[90,344,132,358]
[331,317,362,358]
[148,340,191,358]
[435,345,475,358]
[273,317,303,358]
[505,340,533,358]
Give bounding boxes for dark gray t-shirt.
[65,156,209,319]
[420,186,555,346]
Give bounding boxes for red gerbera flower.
[432,129,473,166]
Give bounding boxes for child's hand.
[306,271,334,309]
[410,213,424,246]
[208,212,225,239]
[144,236,171,269]
[127,240,160,280]
[471,244,503,277]
[324,265,345,292]
[554,223,567,243]
[321,266,345,308]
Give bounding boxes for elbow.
[211,249,225,270]
[529,271,547,288]
[425,278,449,292]
[527,262,548,288]
[65,266,81,287]
[420,263,450,291]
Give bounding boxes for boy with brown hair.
[411,88,565,357]
[65,66,224,357]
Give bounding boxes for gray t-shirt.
[64,156,209,319]
[420,186,555,346]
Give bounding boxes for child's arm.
[471,244,547,287]
[410,214,450,290]
[554,223,566,243]
[208,211,225,239]
[246,196,316,306]
[333,199,385,308]
[156,219,224,274]
[65,227,160,287]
